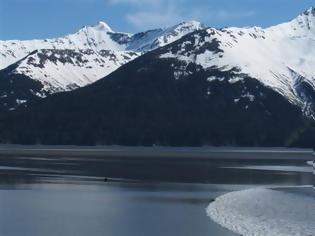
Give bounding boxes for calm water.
[0,149,312,236]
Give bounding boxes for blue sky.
[0,0,314,40]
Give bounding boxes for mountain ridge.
[0,20,205,70]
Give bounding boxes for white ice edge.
[221,165,313,173]
[306,161,314,166]
[207,188,315,236]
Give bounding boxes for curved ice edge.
[206,188,315,236]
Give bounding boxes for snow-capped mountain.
[0,20,203,91]
[0,21,204,70]
[1,33,313,146]
[159,7,315,117]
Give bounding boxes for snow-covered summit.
[95,21,114,32]
[303,6,315,16]
[167,20,205,35]
[126,20,204,52]
[77,21,115,35]
[268,6,315,38]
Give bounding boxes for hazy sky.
[0,0,314,40]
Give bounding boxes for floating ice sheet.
[207,188,315,236]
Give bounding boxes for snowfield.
[207,188,315,236]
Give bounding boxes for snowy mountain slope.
[12,49,139,93]
[159,7,315,115]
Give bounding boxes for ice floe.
[207,188,315,236]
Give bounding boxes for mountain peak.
[286,6,315,32]
[77,21,114,34]
[175,20,204,30]
[303,6,315,16]
[95,21,113,32]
